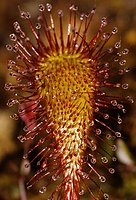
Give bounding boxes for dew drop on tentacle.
[52,174,57,181]
[96,128,102,135]
[104,62,109,68]
[112,27,118,34]
[126,96,134,104]
[103,193,109,200]
[106,134,112,140]
[119,59,126,66]
[8,60,16,68]
[111,145,117,152]
[112,157,117,162]
[39,4,45,12]
[17,135,26,143]
[101,157,108,164]
[7,98,18,107]
[117,51,122,57]
[115,132,122,138]
[6,44,13,51]
[35,23,41,30]
[115,41,121,48]
[25,163,30,168]
[10,113,19,120]
[46,3,52,12]
[80,13,85,21]
[108,47,113,53]
[101,32,110,41]
[104,73,109,79]
[4,83,12,91]
[101,17,107,27]
[117,116,122,124]
[58,10,63,17]
[108,168,115,174]
[69,4,78,11]
[79,189,85,196]
[103,113,109,119]
[13,21,21,32]
[39,186,46,194]
[122,83,128,90]
[23,153,28,159]
[9,33,17,41]
[91,157,97,164]
[122,48,129,55]
[18,6,31,20]
[111,99,117,106]
[99,175,106,183]
[23,126,28,132]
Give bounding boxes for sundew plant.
[6,2,134,200]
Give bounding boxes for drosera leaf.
[6,2,134,200]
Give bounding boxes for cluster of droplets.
[5,2,135,200]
